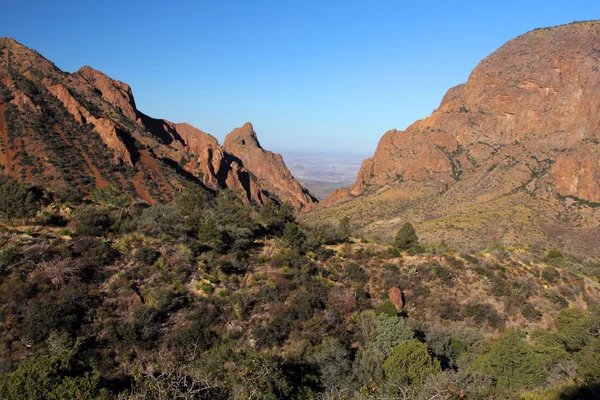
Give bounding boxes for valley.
[1,19,600,400]
[280,150,367,199]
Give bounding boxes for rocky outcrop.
[75,66,138,122]
[223,122,318,209]
[45,82,133,166]
[389,287,404,311]
[306,22,600,256]
[0,37,316,209]
[347,21,600,203]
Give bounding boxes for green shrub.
[471,328,547,390]
[439,302,463,321]
[131,304,162,344]
[375,300,399,317]
[0,177,40,222]
[281,222,306,250]
[190,343,290,399]
[307,336,352,392]
[0,245,19,266]
[137,205,185,238]
[373,313,414,355]
[577,338,600,386]
[555,308,593,352]
[198,282,213,294]
[541,266,561,284]
[521,303,542,322]
[53,185,84,205]
[176,185,212,218]
[72,205,110,236]
[197,217,224,252]
[425,324,482,369]
[383,339,441,388]
[430,263,454,286]
[391,223,422,254]
[345,262,368,283]
[91,182,131,207]
[73,236,114,266]
[37,211,67,227]
[546,292,569,309]
[463,302,504,328]
[546,250,563,260]
[134,246,160,266]
[0,352,107,400]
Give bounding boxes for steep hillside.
[308,21,600,255]
[0,37,317,209]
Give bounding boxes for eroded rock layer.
[0,37,317,208]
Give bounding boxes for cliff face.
[223,122,318,210]
[349,21,600,203]
[0,37,317,208]
[312,22,600,255]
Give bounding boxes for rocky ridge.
[0,37,316,208]
[311,21,600,255]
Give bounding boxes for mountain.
[0,37,317,209]
[307,21,600,255]
[222,122,317,208]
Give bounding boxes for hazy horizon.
[2,1,599,153]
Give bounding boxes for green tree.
[191,342,290,399]
[197,216,224,252]
[373,313,414,355]
[258,201,296,235]
[391,223,421,254]
[307,336,352,393]
[257,200,280,231]
[471,328,546,390]
[215,190,254,229]
[0,177,39,222]
[383,339,441,388]
[339,216,351,240]
[277,201,296,224]
[176,185,212,216]
[0,332,108,400]
[555,308,593,352]
[353,347,386,389]
[425,324,483,368]
[577,338,600,386]
[176,184,212,228]
[282,222,306,250]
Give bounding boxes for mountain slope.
[307,21,600,255]
[223,122,318,209]
[0,37,317,208]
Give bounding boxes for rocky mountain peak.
[223,122,262,149]
[0,37,18,47]
[223,121,261,148]
[347,20,600,202]
[223,123,317,209]
[311,21,600,255]
[0,39,317,209]
[75,65,137,121]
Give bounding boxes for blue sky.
[2,1,599,154]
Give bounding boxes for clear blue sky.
[2,1,599,154]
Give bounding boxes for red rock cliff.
[349,21,600,203]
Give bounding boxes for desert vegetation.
[0,182,599,399]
